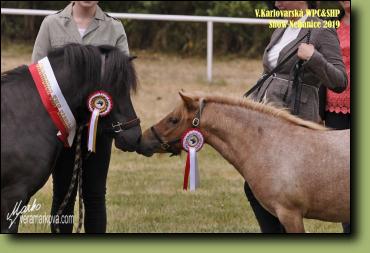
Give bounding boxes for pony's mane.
[48,43,138,94]
[191,93,327,131]
[2,44,138,93]
[1,65,29,84]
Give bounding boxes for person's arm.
[32,16,52,63]
[303,28,347,93]
[113,21,129,55]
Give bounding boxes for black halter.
[112,117,141,133]
[150,99,206,155]
[150,126,181,154]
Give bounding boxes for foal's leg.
[276,208,305,233]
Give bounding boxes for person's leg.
[244,181,285,233]
[81,133,113,233]
[325,111,351,233]
[50,148,78,233]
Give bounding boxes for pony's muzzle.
[114,125,142,152]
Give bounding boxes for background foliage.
[0,1,343,56]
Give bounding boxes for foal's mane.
[189,94,327,131]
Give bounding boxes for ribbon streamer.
[183,151,191,190]
[183,147,200,191]
[87,108,100,152]
[189,147,199,191]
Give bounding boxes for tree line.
[1,1,341,57]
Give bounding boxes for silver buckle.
[112,122,123,133]
[192,118,200,127]
[161,143,170,150]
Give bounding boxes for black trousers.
[325,111,351,130]
[244,181,286,233]
[50,129,113,233]
[325,111,351,233]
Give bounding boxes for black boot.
[244,181,286,233]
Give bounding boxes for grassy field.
[1,42,342,233]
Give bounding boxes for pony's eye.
[168,117,179,124]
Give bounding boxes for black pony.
[1,44,142,232]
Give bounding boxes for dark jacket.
[249,16,347,122]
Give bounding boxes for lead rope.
[292,29,311,115]
[55,125,84,233]
[77,141,84,233]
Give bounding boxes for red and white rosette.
[87,91,113,152]
[181,128,204,191]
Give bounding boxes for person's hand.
[297,43,315,61]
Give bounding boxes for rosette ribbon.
[87,91,113,152]
[181,128,204,191]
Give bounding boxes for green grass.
[18,146,342,233]
[106,146,255,233]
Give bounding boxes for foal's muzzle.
[150,126,181,156]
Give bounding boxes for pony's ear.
[179,91,197,110]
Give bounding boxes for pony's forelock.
[47,43,138,94]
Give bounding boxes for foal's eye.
[168,117,179,124]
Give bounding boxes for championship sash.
[29,57,76,147]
